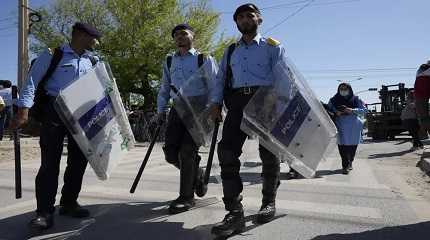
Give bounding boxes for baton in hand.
[203,121,220,185]
[13,129,21,199]
[12,86,22,199]
[130,123,162,193]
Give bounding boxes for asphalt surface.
[0,136,429,240]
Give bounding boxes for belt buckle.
[243,87,251,95]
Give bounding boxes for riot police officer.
[208,3,287,237]
[11,22,101,230]
[156,24,218,214]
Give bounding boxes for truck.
[366,83,414,140]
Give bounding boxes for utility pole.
[17,0,29,90]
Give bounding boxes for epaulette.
[266,37,281,46]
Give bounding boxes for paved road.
[0,138,429,240]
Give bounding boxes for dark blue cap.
[233,3,261,21]
[73,22,102,38]
[171,23,194,38]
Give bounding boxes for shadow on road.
[311,221,430,240]
[315,169,344,177]
[361,137,412,144]
[367,148,416,159]
[212,214,287,240]
[0,200,287,240]
[0,199,214,240]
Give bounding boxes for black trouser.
[0,106,12,140]
[36,99,88,214]
[218,91,280,211]
[403,119,423,147]
[337,145,358,169]
[163,108,200,199]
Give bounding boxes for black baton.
[204,121,220,185]
[12,86,22,199]
[13,129,21,199]
[130,124,162,193]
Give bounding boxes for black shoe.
[29,212,54,230]
[286,170,298,179]
[342,168,350,175]
[168,196,195,214]
[211,210,245,237]
[256,202,276,223]
[348,163,353,171]
[59,204,90,218]
[195,167,208,197]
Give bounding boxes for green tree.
[30,0,234,110]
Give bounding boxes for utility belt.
[224,86,260,110]
[229,86,259,95]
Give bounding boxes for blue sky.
[1,0,429,104]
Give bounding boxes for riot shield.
[241,58,337,178]
[54,62,135,180]
[172,60,218,147]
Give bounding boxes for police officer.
[415,60,430,130]
[11,22,101,230]
[0,81,12,140]
[156,24,218,214]
[0,95,4,112]
[208,3,286,237]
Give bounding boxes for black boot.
[286,168,299,179]
[168,196,195,214]
[348,162,353,171]
[29,212,54,230]
[259,174,279,223]
[256,202,276,223]
[195,167,208,197]
[59,203,90,218]
[211,210,245,237]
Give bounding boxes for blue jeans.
[0,106,12,140]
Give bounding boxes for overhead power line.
[0,16,15,23]
[303,67,417,73]
[0,25,16,31]
[219,0,360,14]
[0,33,16,38]
[264,0,316,34]
[306,73,414,79]
[261,0,360,11]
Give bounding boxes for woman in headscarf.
[328,83,367,174]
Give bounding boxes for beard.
[176,38,191,48]
[237,22,258,35]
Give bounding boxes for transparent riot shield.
[241,58,337,178]
[172,60,218,147]
[54,62,136,180]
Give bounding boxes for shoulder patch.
[267,37,280,46]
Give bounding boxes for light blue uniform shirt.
[328,99,367,145]
[211,34,286,104]
[157,48,218,113]
[18,44,95,108]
